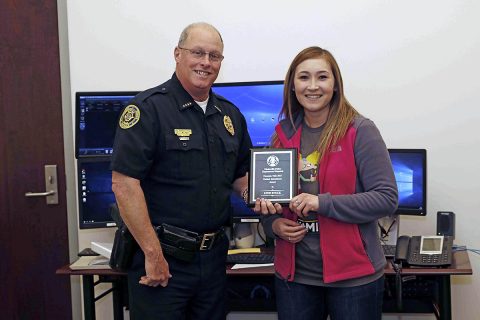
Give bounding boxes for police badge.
[223,115,234,136]
[119,105,140,129]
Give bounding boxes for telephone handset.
[394,235,453,267]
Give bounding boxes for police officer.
[111,22,251,319]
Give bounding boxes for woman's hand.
[289,193,319,218]
[253,198,283,215]
[272,218,307,243]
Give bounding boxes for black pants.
[128,234,229,320]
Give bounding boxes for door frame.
[57,0,81,319]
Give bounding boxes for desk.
[57,250,472,320]
[56,266,127,320]
[226,250,472,319]
[382,250,472,319]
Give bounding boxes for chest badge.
[174,129,192,141]
[223,115,235,136]
[119,105,140,129]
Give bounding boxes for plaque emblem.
[223,115,235,136]
[266,155,280,167]
[119,105,140,129]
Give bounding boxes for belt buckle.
[199,232,216,251]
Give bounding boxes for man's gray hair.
[178,22,223,46]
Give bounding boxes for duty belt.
[155,223,224,251]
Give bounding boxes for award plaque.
[248,148,297,205]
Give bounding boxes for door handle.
[24,165,59,204]
[25,190,55,197]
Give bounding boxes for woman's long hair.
[272,46,359,161]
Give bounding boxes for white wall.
[65,0,480,319]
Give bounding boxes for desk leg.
[438,275,452,320]
[112,278,124,320]
[82,275,96,320]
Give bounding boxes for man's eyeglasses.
[178,46,224,62]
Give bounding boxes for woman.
[255,46,398,320]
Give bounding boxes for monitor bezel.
[213,80,284,88]
[213,80,283,148]
[77,156,117,229]
[75,91,139,159]
[388,148,427,216]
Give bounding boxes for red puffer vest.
[274,123,374,283]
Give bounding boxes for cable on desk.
[452,244,480,256]
[256,222,267,244]
[390,259,403,311]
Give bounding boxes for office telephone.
[394,235,453,267]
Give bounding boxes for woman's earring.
[292,87,295,92]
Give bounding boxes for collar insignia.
[119,105,140,129]
[181,102,193,108]
[223,115,235,136]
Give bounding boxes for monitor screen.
[212,81,284,147]
[77,157,117,229]
[388,149,427,216]
[75,92,138,158]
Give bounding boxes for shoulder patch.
[119,105,140,129]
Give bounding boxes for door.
[0,1,72,319]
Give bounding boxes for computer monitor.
[75,92,138,158]
[77,157,117,229]
[212,81,284,147]
[388,149,427,216]
[213,81,284,221]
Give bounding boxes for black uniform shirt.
[111,74,252,233]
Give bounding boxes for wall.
[57,1,82,319]
[65,0,480,319]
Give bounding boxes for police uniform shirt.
[111,74,252,233]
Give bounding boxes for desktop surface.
[58,250,472,320]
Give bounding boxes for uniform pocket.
[219,136,238,182]
[164,134,205,179]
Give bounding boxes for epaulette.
[135,84,169,103]
[214,93,236,109]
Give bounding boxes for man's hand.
[139,251,172,287]
[253,198,283,215]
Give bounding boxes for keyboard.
[382,244,397,257]
[226,253,274,264]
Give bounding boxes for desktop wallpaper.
[390,152,425,210]
[78,159,116,228]
[213,83,283,147]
